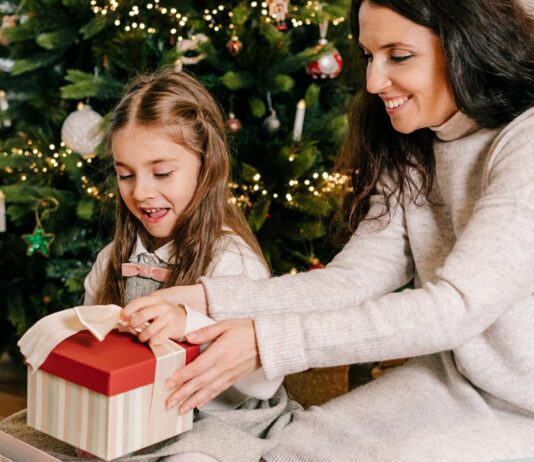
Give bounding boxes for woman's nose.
[366,62,392,94]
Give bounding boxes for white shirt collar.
[131,235,175,264]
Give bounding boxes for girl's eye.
[154,171,173,178]
[118,174,134,181]
[360,52,373,62]
[391,54,413,63]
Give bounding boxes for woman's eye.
[360,52,373,62]
[154,171,173,178]
[391,54,413,63]
[118,173,134,181]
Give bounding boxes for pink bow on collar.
[121,263,172,283]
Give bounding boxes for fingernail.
[187,332,197,340]
[181,404,191,413]
[168,400,177,409]
[166,380,176,389]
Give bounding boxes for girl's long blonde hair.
[95,67,267,305]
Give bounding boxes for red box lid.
[39,330,200,397]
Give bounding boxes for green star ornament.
[22,224,55,257]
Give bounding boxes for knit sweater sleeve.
[201,173,414,320]
[254,110,534,379]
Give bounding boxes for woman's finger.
[185,320,230,344]
[177,372,237,412]
[166,366,219,410]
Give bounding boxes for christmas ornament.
[0,190,5,232]
[22,198,59,257]
[227,35,243,55]
[0,89,11,127]
[268,0,290,31]
[308,256,325,270]
[262,92,281,136]
[306,20,343,79]
[0,15,17,46]
[263,111,281,136]
[292,99,306,142]
[227,112,242,133]
[176,33,209,65]
[61,103,104,156]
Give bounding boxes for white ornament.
[61,104,103,156]
[176,33,209,65]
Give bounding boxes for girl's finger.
[137,316,166,343]
[128,304,162,328]
[121,296,152,321]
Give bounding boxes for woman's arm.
[166,109,534,411]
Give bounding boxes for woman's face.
[358,0,457,133]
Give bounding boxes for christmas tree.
[0,0,358,354]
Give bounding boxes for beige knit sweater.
[200,108,534,460]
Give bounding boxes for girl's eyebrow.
[114,158,178,167]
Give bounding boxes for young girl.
[146,1,534,461]
[0,69,295,462]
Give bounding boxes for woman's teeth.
[384,97,410,109]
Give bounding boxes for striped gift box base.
[27,369,192,461]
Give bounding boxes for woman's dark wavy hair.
[337,0,534,231]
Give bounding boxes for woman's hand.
[165,319,261,412]
[121,294,187,345]
[143,284,209,315]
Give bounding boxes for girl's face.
[358,0,457,133]
[112,125,201,248]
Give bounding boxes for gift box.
[19,306,200,461]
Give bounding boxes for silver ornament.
[61,105,104,156]
[262,111,281,136]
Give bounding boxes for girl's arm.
[83,244,113,305]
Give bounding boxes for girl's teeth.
[384,97,409,109]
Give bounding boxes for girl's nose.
[366,62,392,94]
[132,179,156,202]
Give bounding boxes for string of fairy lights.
[89,0,346,38]
[1,0,350,217]
[1,139,348,208]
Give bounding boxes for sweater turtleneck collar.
[429,111,479,141]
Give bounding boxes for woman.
[123,0,534,460]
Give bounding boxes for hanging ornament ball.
[227,112,242,133]
[306,45,344,79]
[227,36,243,56]
[176,33,209,66]
[61,103,104,156]
[308,257,325,270]
[262,111,281,136]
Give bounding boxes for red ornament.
[308,257,325,270]
[306,43,343,79]
[227,112,242,133]
[227,36,243,55]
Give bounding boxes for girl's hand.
[165,319,260,412]
[121,294,187,345]
[143,284,209,316]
